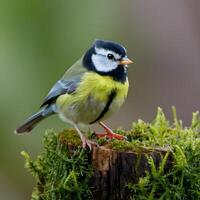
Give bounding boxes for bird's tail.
[15,106,55,134]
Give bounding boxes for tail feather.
[15,106,54,134]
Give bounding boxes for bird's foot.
[81,137,99,150]
[97,121,127,140]
[96,131,126,140]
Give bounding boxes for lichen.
[21,107,200,200]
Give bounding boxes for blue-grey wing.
[40,76,81,107]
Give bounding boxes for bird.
[15,39,133,149]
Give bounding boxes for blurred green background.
[0,0,199,199]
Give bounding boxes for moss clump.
[124,107,200,200]
[22,107,200,200]
[22,129,93,200]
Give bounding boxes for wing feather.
[40,76,81,107]
[40,58,87,107]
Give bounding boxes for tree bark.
[91,146,173,200]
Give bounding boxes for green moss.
[125,107,200,200]
[22,107,200,200]
[22,130,93,200]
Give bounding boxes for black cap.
[94,39,127,57]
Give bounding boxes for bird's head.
[83,39,133,83]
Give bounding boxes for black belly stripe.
[90,90,116,124]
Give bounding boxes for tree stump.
[91,146,172,200]
[21,108,200,200]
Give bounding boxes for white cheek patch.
[95,47,121,60]
[91,54,118,72]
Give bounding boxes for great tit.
[15,40,133,149]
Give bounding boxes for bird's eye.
[107,53,114,60]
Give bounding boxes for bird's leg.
[96,121,126,140]
[73,123,98,150]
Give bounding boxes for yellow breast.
[56,72,129,124]
[79,72,129,102]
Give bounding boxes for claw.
[81,137,99,150]
[107,132,126,140]
[97,121,127,141]
[96,132,126,140]
[72,123,99,150]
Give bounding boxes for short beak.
[119,58,133,65]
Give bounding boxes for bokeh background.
[0,0,199,199]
